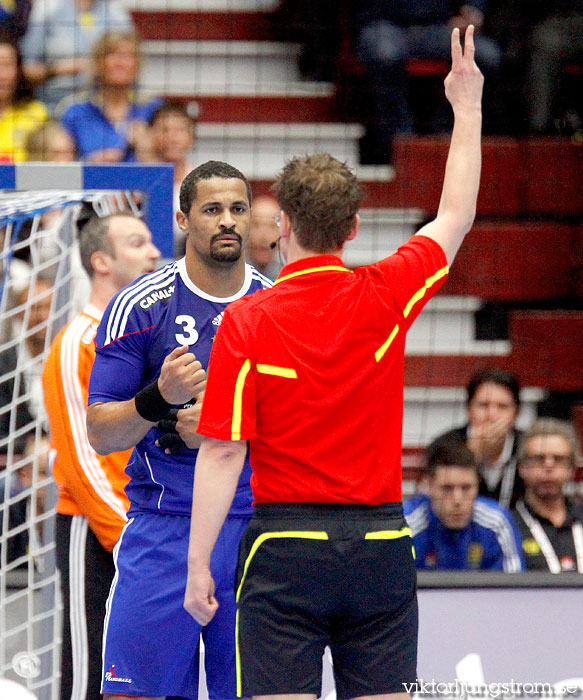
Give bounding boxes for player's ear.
[176,209,188,233]
[279,210,291,239]
[91,250,112,275]
[346,214,359,241]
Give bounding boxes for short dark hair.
[273,152,362,253]
[467,368,520,407]
[179,161,252,215]
[426,441,478,477]
[78,211,139,278]
[148,99,196,128]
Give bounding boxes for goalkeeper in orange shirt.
[42,211,160,700]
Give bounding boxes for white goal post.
[0,163,173,700]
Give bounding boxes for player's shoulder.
[224,264,274,316]
[101,261,179,344]
[404,494,431,535]
[473,497,515,529]
[247,264,274,291]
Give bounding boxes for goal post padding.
[0,163,173,700]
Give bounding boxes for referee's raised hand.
[158,345,206,406]
[444,25,484,115]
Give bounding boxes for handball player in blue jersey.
[86,161,272,700]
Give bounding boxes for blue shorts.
[101,512,249,699]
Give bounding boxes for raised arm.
[87,345,206,455]
[416,25,484,264]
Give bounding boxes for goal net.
[0,163,173,700]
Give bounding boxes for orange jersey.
[43,304,131,552]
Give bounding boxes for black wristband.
[134,380,173,422]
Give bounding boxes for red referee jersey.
[197,235,448,505]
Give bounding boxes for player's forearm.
[437,108,482,234]
[86,401,153,455]
[187,437,246,568]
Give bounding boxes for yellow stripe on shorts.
[364,526,412,540]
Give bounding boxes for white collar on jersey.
[176,256,254,302]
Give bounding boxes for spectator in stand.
[0,276,53,455]
[513,418,583,573]
[270,0,340,82]
[352,1,501,163]
[138,100,197,256]
[24,119,77,162]
[57,30,161,163]
[0,0,31,41]
[0,31,47,162]
[404,441,524,571]
[521,1,583,134]
[21,0,134,113]
[246,194,283,280]
[428,368,525,508]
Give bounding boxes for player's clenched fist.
[158,345,206,406]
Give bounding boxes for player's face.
[107,216,161,289]
[467,382,518,430]
[518,434,574,501]
[179,177,251,266]
[428,466,479,530]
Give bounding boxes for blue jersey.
[404,494,524,572]
[88,257,272,517]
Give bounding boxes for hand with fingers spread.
[444,25,484,115]
[158,345,206,406]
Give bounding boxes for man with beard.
[513,418,583,573]
[86,161,272,700]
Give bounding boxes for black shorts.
[235,502,418,699]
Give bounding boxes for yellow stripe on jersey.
[274,265,351,285]
[231,359,251,440]
[256,364,297,379]
[403,265,449,319]
[365,527,412,540]
[375,323,400,362]
[235,530,329,696]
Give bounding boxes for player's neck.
[89,278,120,313]
[285,235,344,264]
[185,252,246,297]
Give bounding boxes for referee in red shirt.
[185,26,483,700]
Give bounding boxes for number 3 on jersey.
[175,315,199,345]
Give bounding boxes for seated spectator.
[0,0,31,42]
[513,418,583,572]
[25,119,77,161]
[352,1,501,162]
[428,368,524,508]
[21,0,133,113]
[0,276,53,454]
[0,31,47,162]
[404,441,524,571]
[246,195,283,280]
[522,1,583,134]
[57,30,161,163]
[270,0,340,82]
[138,100,196,256]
